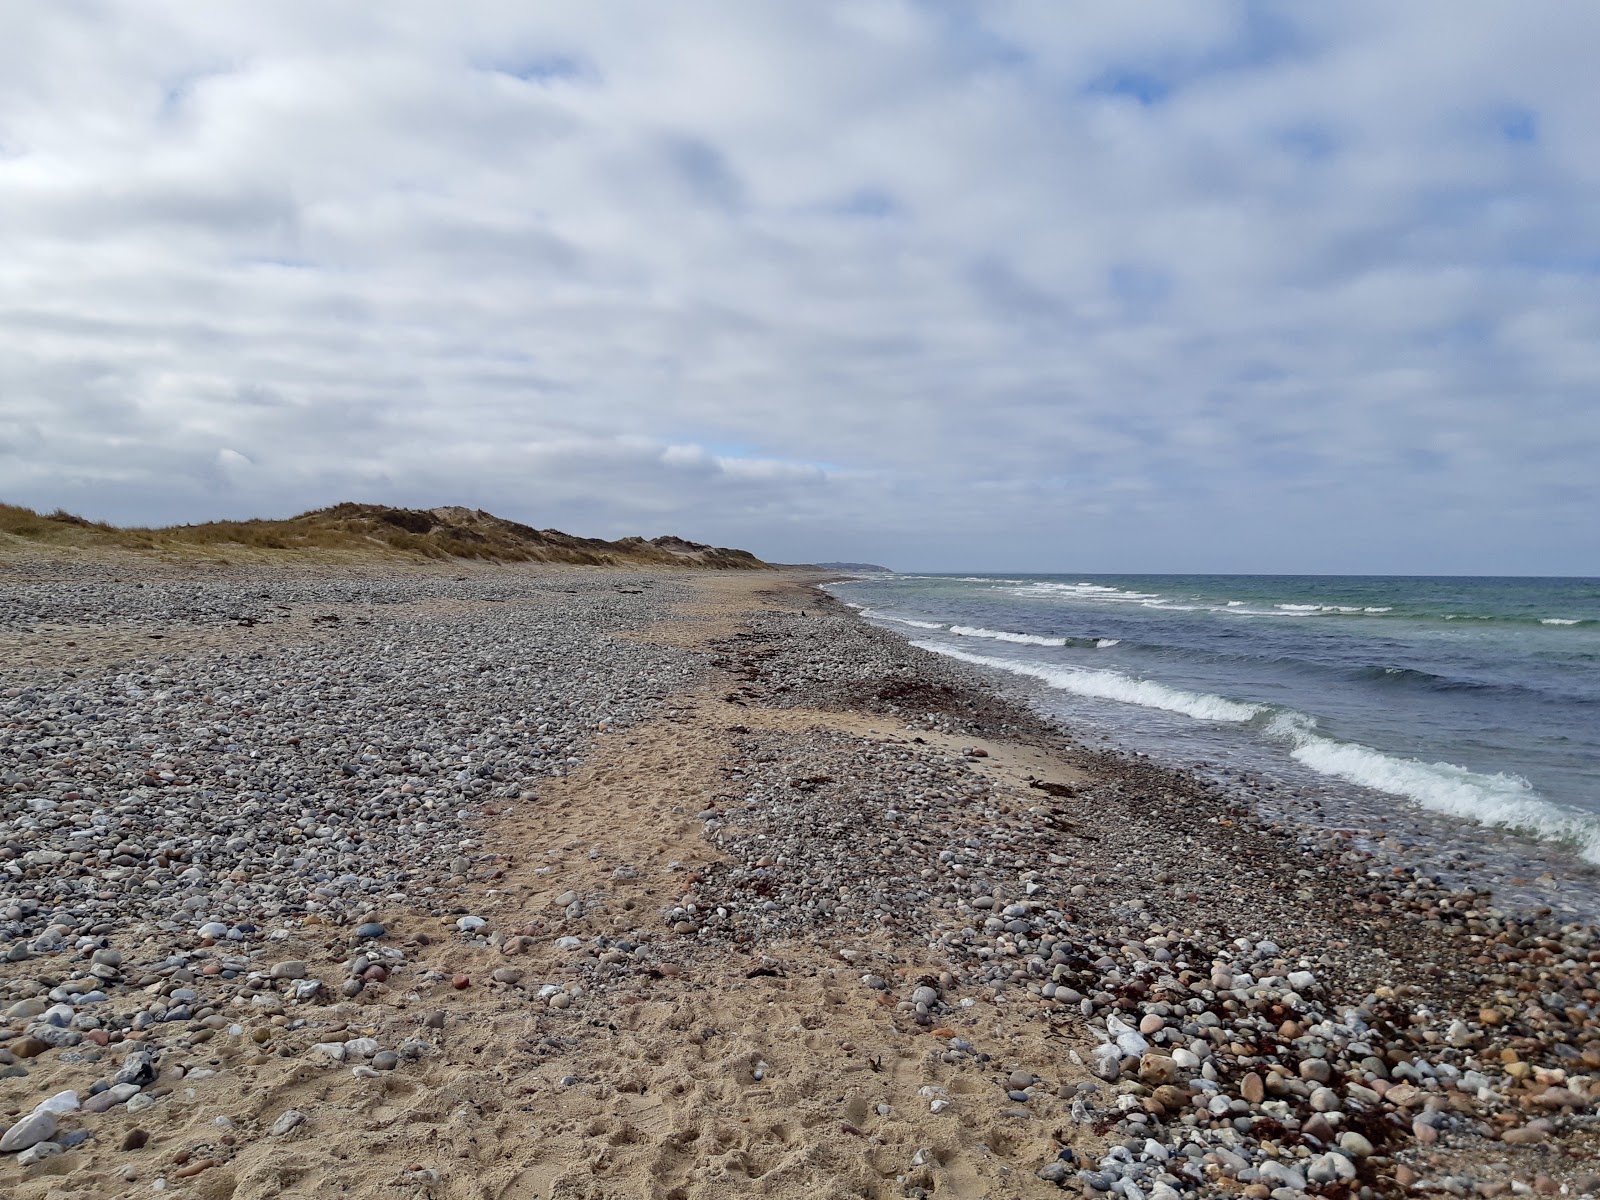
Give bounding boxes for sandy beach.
[2,558,1597,1199]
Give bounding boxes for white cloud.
[1,1,1597,571]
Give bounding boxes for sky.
[2,2,1598,574]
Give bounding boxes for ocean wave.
[1542,618,1583,626]
[948,625,1068,647]
[1096,638,1120,648]
[861,609,943,630]
[1008,582,1163,601]
[1262,712,1600,864]
[911,642,1263,721]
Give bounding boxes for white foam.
[1095,638,1121,648]
[1542,618,1580,626]
[861,609,942,630]
[948,625,1067,647]
[1263,712,1600,864]
[912,642,1262,722]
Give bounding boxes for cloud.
[1,1,1597,571]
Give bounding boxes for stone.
[1502,1123,1549,1145]
[115,1051,157,1086]
[271,1110,306,1136]
[355,922,386,939]
[16,1141,63,1167]
[1090,1043,1122,1081]
[1336,1131,1373,1158]
[1138,1053,1178,1086]
[270,961,307,980]
[0,1111,57,1152]
[1307,1152,1356,1184]
[1240,1072,1265,1104]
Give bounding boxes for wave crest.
[911,642,1262,722]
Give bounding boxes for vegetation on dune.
[0,501,770,569]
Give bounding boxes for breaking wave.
[911,642,1263,722]
[948,625,1068,647]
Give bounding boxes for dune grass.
[0,500,766,569]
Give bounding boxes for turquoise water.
[828,574,1600,868]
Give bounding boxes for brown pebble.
[452,974,470,989]
[10,1036,49,1059]
[120,1129,149,1151]
[1240,1072,1265,1104]
[173,1159,214,1179]
[1502,1124,1549,1145]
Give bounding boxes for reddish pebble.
[86,1030,110,1046]
[452,974,470,989]
[363,965,388,982]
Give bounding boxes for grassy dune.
[0,501,771,569]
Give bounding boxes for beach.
[1,557,1597,1199]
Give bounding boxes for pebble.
[271,1110,306,1136]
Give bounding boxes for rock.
[10,1036,50,1059]
[372,1050,399,1071]
[270,960,307,980]
[1106,1014,1149,1057]
[115,1051,157,1086]
[355,922,386,939]
[1299,1058,1331,1083]
[83,1083,141,1114]
[912,985,939,1008]
[1090,1043,1122,1081]
[1240,1072,1265,1104]
[0,1111,57,1152]
[1138,1053,1178,1086]
[271,1110,306,1136]
[16,1141,62,1167]
[1502,1123,1549,1145]
[198,922,229,939]
[1307,1152,1356,1184]
[1309,1086,1341,1112]
[456,916,486,933]
[1337,1131,1374,1158]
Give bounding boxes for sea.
[825,573,1600,916]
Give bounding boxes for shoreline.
[0,559,1595,1197]
[832,582,1600,928]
